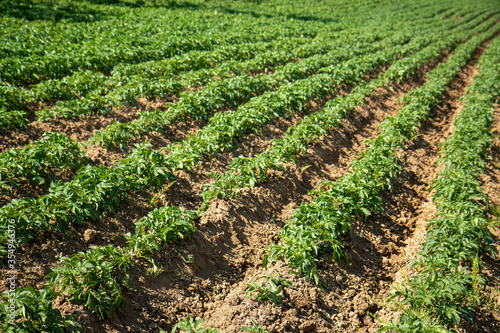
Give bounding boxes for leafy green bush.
[0,287,82,332]
[46,245,132,320]
[245,273,293,305]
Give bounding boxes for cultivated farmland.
[0,0,499,332]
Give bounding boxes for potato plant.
[382,32,500,332]
[264,22,500,284]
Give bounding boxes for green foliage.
[0,132,87,192]
[266,16,500,285]
[0,0,498,328]
[0,109,28,130]
[0,287,82,332]
[381,29,500,332]
[126,206,197,271]
[245,273,293,305]
[201,10,496,215]
[170,316,220,333]
[0,143,174,249]
[46,245,132,320]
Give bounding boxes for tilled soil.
[1,42,499,333]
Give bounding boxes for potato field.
[0,0,499,332]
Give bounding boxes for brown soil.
[2,40,499,333]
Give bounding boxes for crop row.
[0,14,473,313]
[0,8,329,86]
[89,32,410,149]
[89,6,480,149]
[381,34,500,332]
[0,33,410,192]
[0,0,442,62]
[0,31,388,129]
[0,37,310,129]
[29,38,298,102]
[88,6,480,148]
[119,15,484,289]
[34,37,311,121]
[123,7,500,268]
[0,10,495,251]
[128,11,499,286]
[44,32,379,122]
[10,18,490,326]
[200,12,499,209]
[0,40,410,251]
[0,7,462,194]
[0,133,87,193]
[0,6,488,208]
[5,0,401,62]
[0,201,197,330]
[0,3,455,130]
[0,4,498,331]
[8,11,486,325]
[261,22,500,284]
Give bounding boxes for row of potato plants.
[0,18,464,323]
[0,4,343,129]
[0,4,470,132]
[33,3,461,123]
[0,6,489,248]
[0,39,410,252]
[58,4,468,125]
[200,11,498,209]
[123,11,499,296]
[0,6,492,332]
[0,0,431,66]
[0,1,459,130]
[0,132,87,193]
[2,15,482,328]
[30,5,438,126]
[0,202,198,330]
[2,9,450,187]
[0,9,491,254]
[64,6,489,125]
[0,142,173,257]
[113,21,480,314]
[2,0,420,127]
[0,0,488,324]
[261,22,500,285]
[0,36,312,129]
[0,6,328,86]
[0,31,375,129]
[0,3,232,59]
[90,33,409,149]
[0,6,482,203]
[62,12,494,320]
[90,5,476,149]
[9,0,391,63]
[0,38,310,129]
[33,14,491,325]
[0,33,404,196]
[381,34,500,332]
[36,37,334,122]
[34,37,314,121]
[89,4,472,149]
[29,38,292,102]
